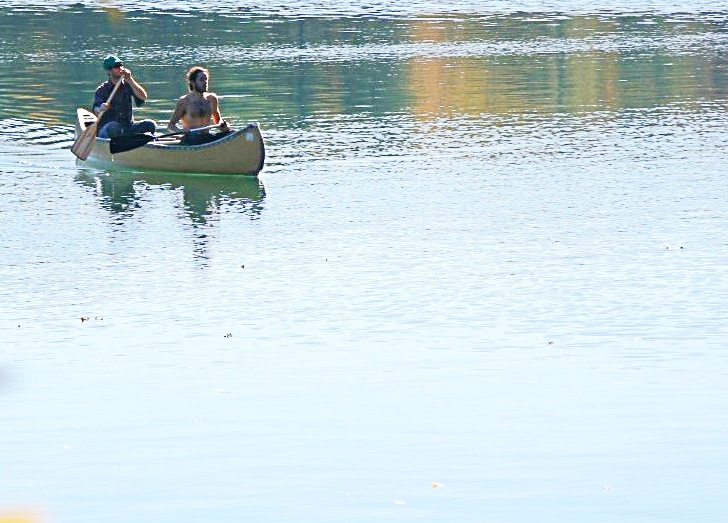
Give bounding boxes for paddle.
[71,79,124,160]
[109,123,224,154]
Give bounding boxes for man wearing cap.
[93,55,156,138]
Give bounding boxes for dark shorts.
[179,131,231,146]
[98,120,156,138]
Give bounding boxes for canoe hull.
[74,109,265,175]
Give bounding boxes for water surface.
[1,2,728,522]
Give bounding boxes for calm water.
[1,2,728,522]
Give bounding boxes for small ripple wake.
[0,118,75,149]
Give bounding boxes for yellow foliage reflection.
[404,15,721,118]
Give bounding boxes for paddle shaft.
[91,78,125,132]
[96,78,124,125]
[158,123,224,139]
[71,79,124,160]
[109,123,225,154]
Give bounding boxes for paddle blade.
[71,123,98,161]
[109,133,155,154]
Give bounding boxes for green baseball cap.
[102,55,123,70]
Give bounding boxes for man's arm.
[92,85,108,116]
[167,97,187,132]
[210,94,230,131]
[120,67,148,101]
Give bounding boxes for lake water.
[1,2,728,522]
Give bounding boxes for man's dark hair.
[186,66,209,92]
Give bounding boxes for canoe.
[73,108,265,175]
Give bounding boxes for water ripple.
[133,32,728,65]
[0,118,75,149]
[4,0,728,16]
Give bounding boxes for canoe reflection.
[75,170,265,224]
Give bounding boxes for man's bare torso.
[180,92,217,129]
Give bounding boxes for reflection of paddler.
[167,66,231,146]
[174,174,266,222]
[75,171,265,223]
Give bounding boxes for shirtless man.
[167,66,230,145]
